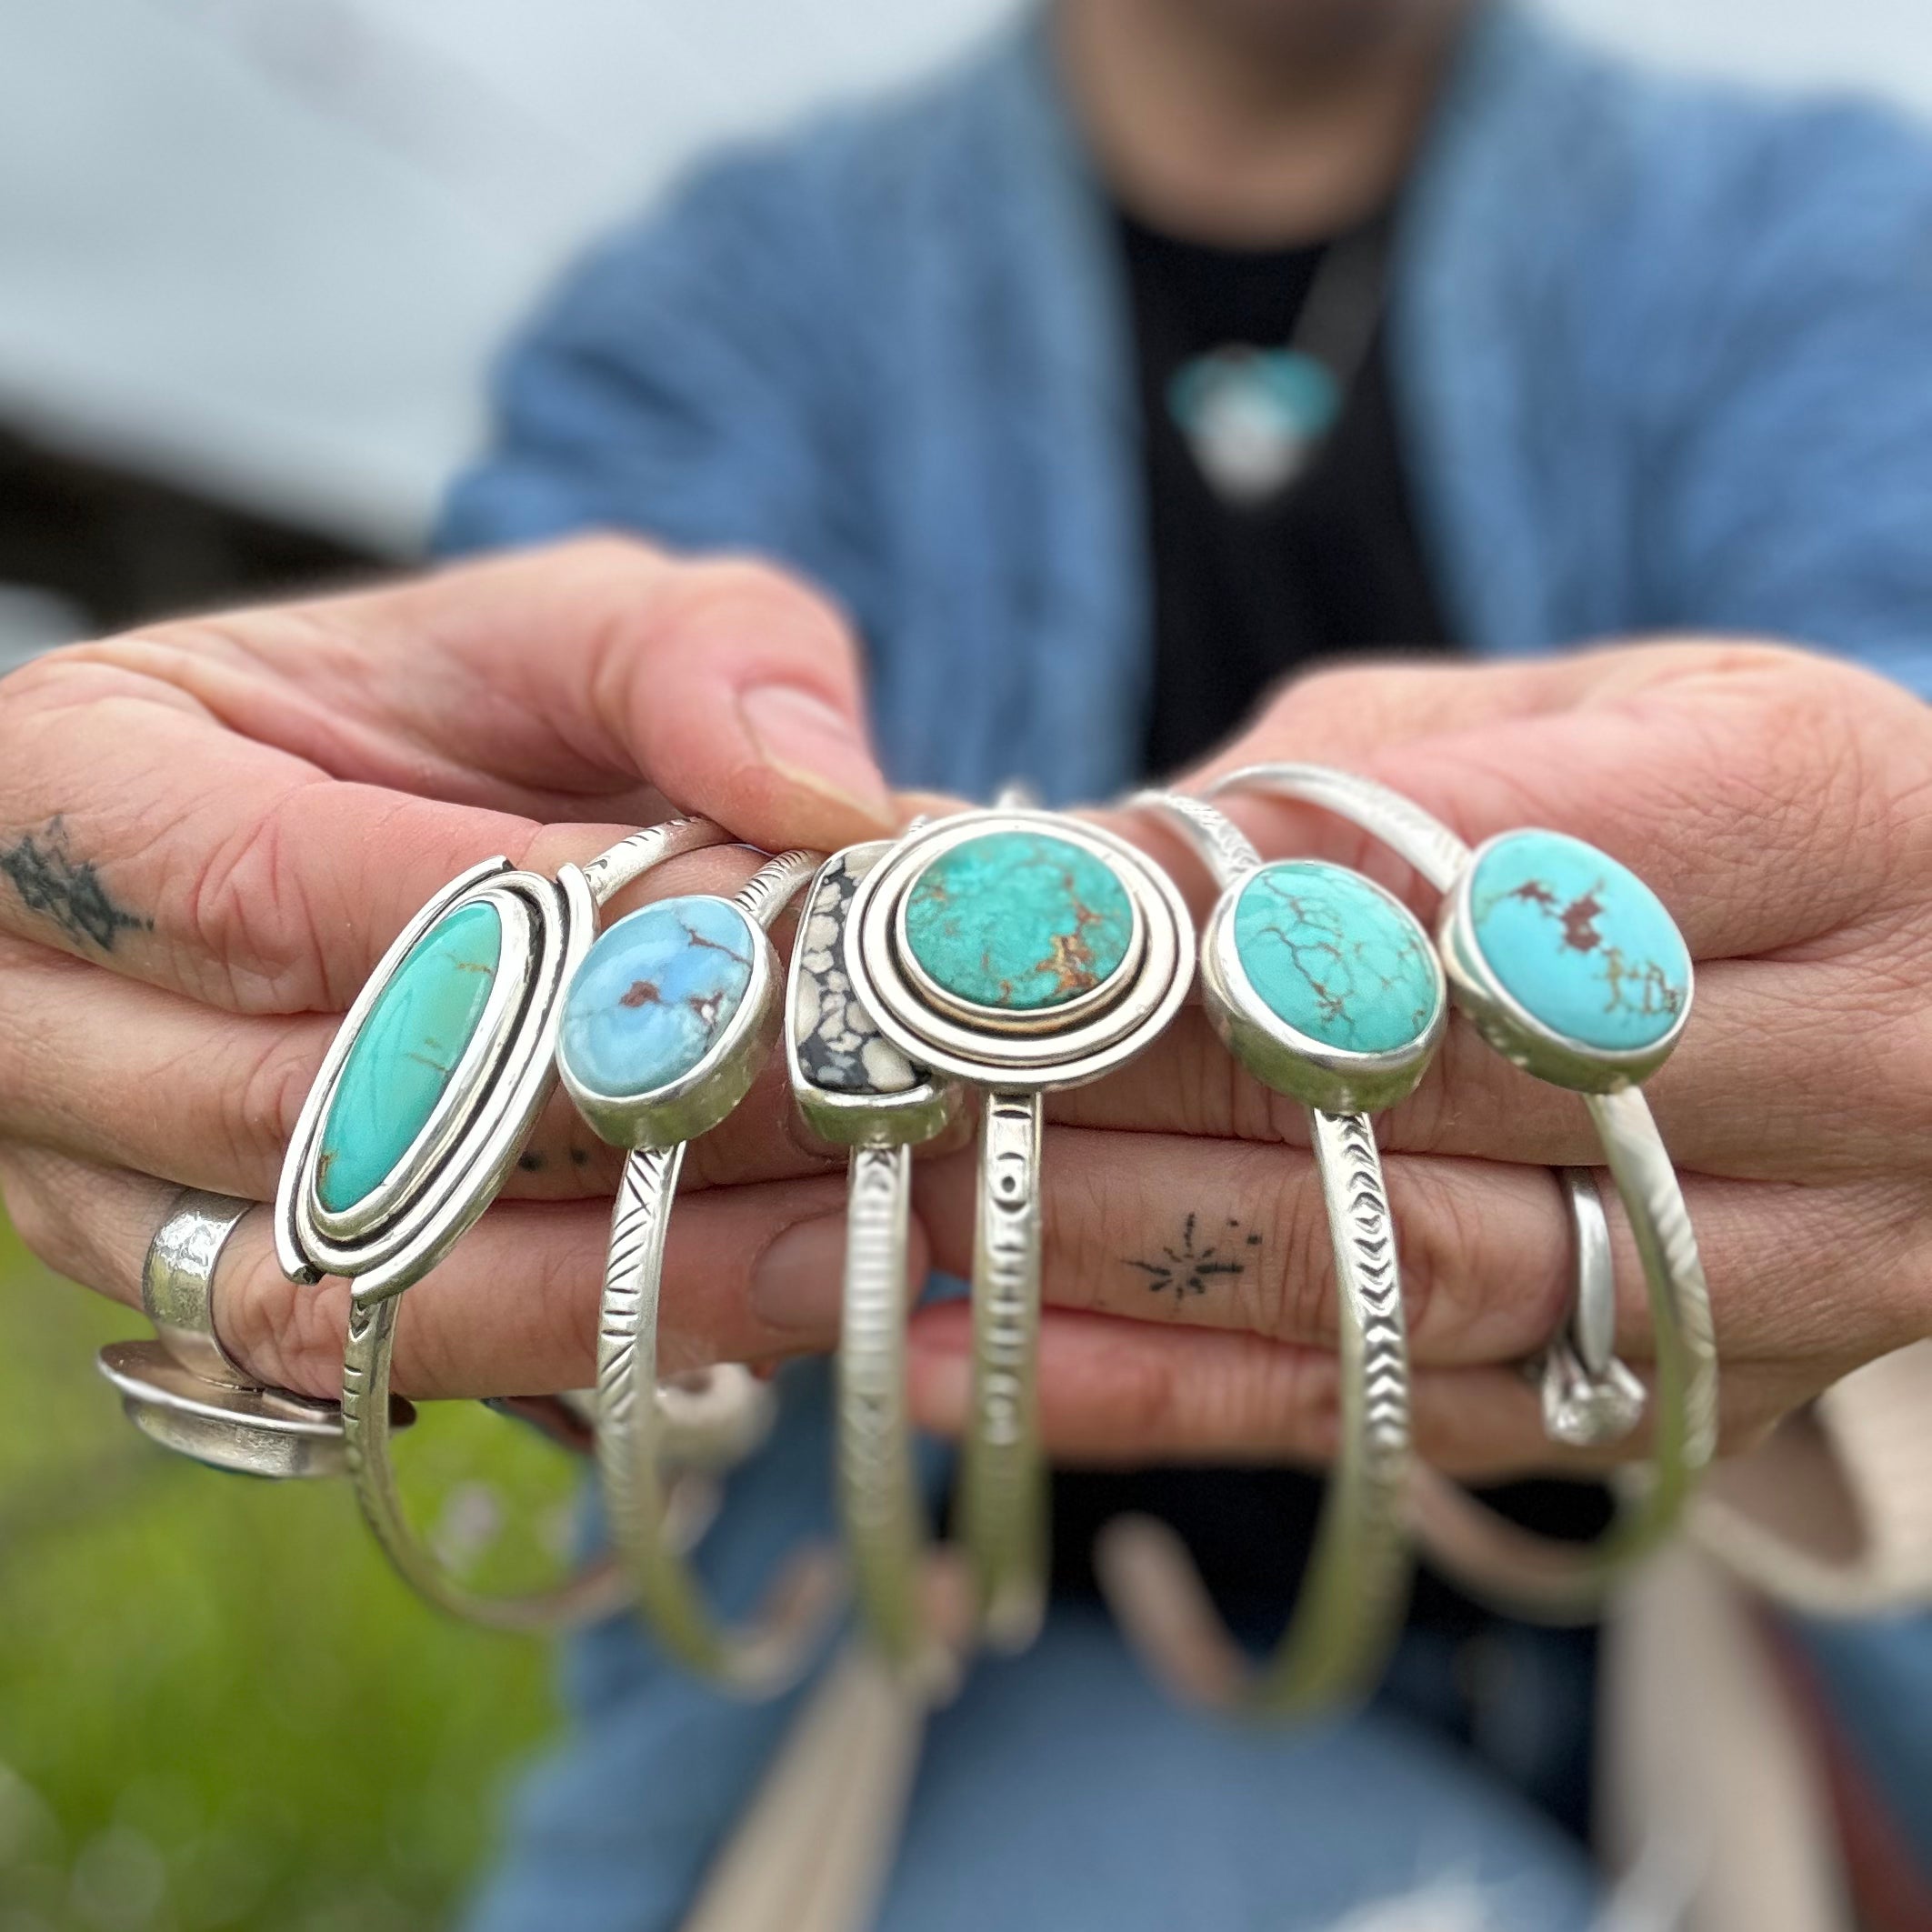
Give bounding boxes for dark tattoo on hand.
[1126,1212,1261,1300]
[0,816,151,951]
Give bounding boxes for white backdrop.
[2,0,1927,550]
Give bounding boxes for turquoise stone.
[560,896,757,1097]
[317,899,503,1213]
[1467,830,1689,1053]
[903,830,1132,1011]
[1232,861,1438,1054]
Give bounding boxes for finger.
[1200,644,1927,960]
[913,1128,1573,1366]
[0,1142,885,1402]
[0,933,845,1202]
[1159,647,1666,786]
[1047,949,1931,1181]
[905,1306,1804,1479]
[914,1125,1924,1372]
[0,539,893,1009]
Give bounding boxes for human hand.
[903,642,1932,1478]
[0,536,916,1399]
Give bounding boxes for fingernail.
[739,685,894,828]
[748,1214,848,1335]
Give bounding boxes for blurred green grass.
[0,1212,570,1932]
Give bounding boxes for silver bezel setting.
[845,809,1194,1092]
[1200,863,1446,1116]
[786,845,961,1149]
[558,896,784,1151]
[1437,830,1693,1096]
[275,859,592,1304]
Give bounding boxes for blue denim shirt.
[442,7,1932,1925]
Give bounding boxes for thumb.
[584,544,896,852]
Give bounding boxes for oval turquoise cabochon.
[1467,830,1690,1054]
[560,895,758,1100]
[1231,861,1439,1054]
[317,898,504,1214]
[903,830,1133,1011]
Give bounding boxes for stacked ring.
[1214,764,1717,1618]
[786,840,964,1695]
[844,804,1194,1648]
[275,816,736,1631]
[558,846,844,1694]
[1104,791,1441,1715]
[98,1186,405,1479]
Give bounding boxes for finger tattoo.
[0,817,150,951]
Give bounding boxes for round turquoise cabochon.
[903,830,1133,1012]
[1232,861,1439,1055]
[1466,830,1690,1054]
[560,896,759,1099]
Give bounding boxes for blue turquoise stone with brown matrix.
[903,831,1133,1011]
[560,896,758,1097]
[1467,830,1689,1053]
[1232,861,1438,1054]
[317,898,503,1213]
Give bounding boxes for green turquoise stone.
[903,830,1133,1011]
[1232,861,1439,1053]
[317,899,503,1213]
[1467,830,1689,1052]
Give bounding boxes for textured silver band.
[1214,762,1718,1618]
[841,801,1196,1655]
[1101,794,1415,1714]
[591,849,842,1691]
[962,1088,1048,1652]
[142,1187,255,1387]
[788,836,963,1693]
[328,816,730,1628]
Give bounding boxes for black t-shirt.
[1042,207,1603,1836]
[1121,207,1454,776]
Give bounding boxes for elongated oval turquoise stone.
[1467,830,1689,1053]
[1232,861,1439,1054]
[317,899,503,1213]
[560,896,757,1098]
[903,830,1133,1011]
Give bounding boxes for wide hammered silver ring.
[97,1187,380,1480]
[143,1187,254,1386]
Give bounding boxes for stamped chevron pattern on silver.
[1588,1088,1719,1469]
[1321,1109,1412,1472]
[1214,762,1471,892]
[1312,1107,1413,1647]
[596,1146,682,1548]
[731,848,820,927]
[1131,789,1262,889]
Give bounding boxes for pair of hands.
[2,537,1927,1481]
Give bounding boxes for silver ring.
[844,799,1195,1649]
[1213,763,1717,1620]
[1099,792,1432,1715]
[787,842,964,1696]
[566,846,843,1693]
[279,815,730,1629]
[142,1186,254,1386]
[97,1186,395,1479]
